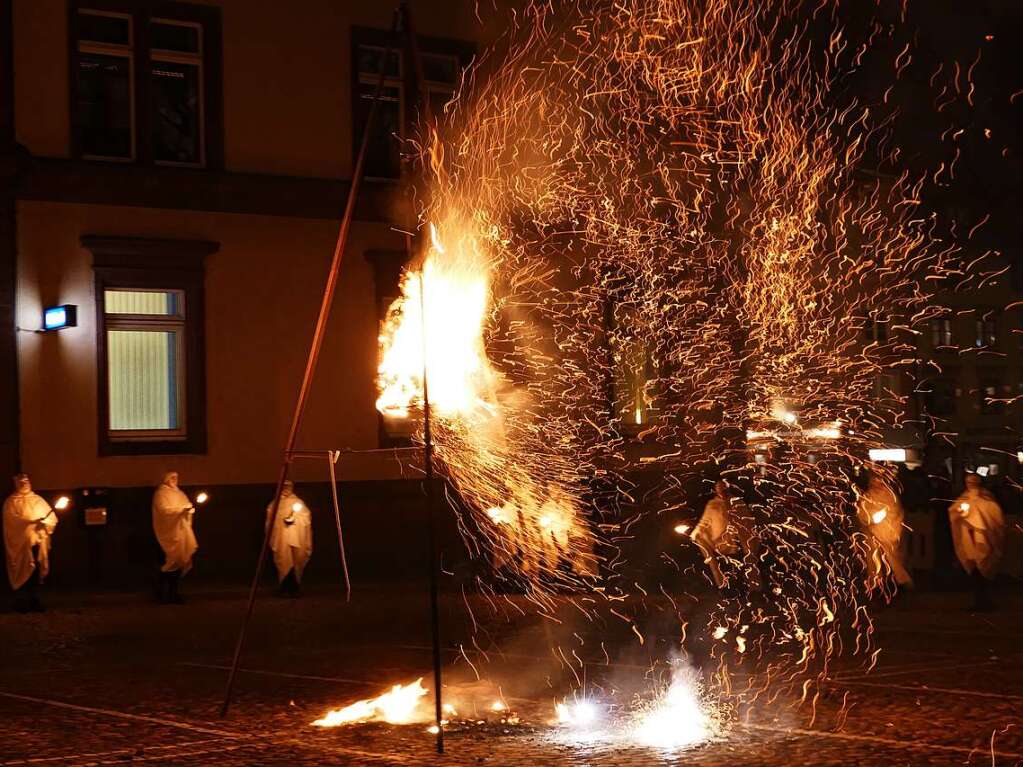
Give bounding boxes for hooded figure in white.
[266,480,312,595]
[856,475,912,590]
[692,481,757,589]
[152,472,197,603]
[949,474,1004,609]
[4,474,57,611]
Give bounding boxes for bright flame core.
[631,668,716,750]
[313,679,429,727]
[54,496,70,511]
[555,699,602,729]
[376,225,492,420]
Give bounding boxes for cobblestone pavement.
[0,583,1021,766]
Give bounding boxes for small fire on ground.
[312,666,719,752]
[313,679,430,727]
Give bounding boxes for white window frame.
[151,17,205,168]
[77,9,136,162]
[103,288,188,442]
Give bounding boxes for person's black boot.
[169,572,184,604]
[280,569,299,598]
[156,572,169,604]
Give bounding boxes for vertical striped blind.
[104,290,184,433]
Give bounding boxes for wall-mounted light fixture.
[43,304,77,331]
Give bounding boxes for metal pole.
[417,260,445,755]
[219,8,403,718]
[399,1,445,753]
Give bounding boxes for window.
[75,10,134,160]
[150,19,204,165]
[922,376,956,417]
[354,46,404,179]
[85,235,218,455]
[930,317,953,349]
[351,28,472,179]
[977,375,1008,416]
[71,3,222,167]
[105,289,186,435]
[975,317,998,348]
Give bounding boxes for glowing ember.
[871,508,888,525]
[53,496,70,511]
[673,523,690,536]
[195,492,208,505]
[312,679,429,727]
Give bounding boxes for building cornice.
[15,156,404,223]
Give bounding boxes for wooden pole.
[219,8,402,718]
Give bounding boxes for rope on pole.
[328,450,352,601]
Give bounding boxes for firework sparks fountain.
[320,0,977,751]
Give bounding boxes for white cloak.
[152,483,198,574]
[3,491,57,589]
[693,497,738,556]
[949,489,1005,579]
[267,493,313,582]
[856,483,912,586]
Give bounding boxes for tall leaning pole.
[218,7,403,719]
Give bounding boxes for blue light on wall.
[43,304,77,331]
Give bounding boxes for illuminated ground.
[0,583,1021,766]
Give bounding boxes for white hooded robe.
[856,482,912,586]
[3,491,57,590]
[152,476,198,574]
[949,488,1005,580]
[267,492,313,582]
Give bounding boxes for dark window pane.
[151,62,202,164]
[978,376,1005,415]
[77,53,133,158]
[924,378,956,417]
[428,88,453,118]
[357,45,401,78]
[78,11,131,45]
[357,83,401,178]
[422,53,459,84]
[151,21,200,53]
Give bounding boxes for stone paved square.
[1,584,1021,766]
